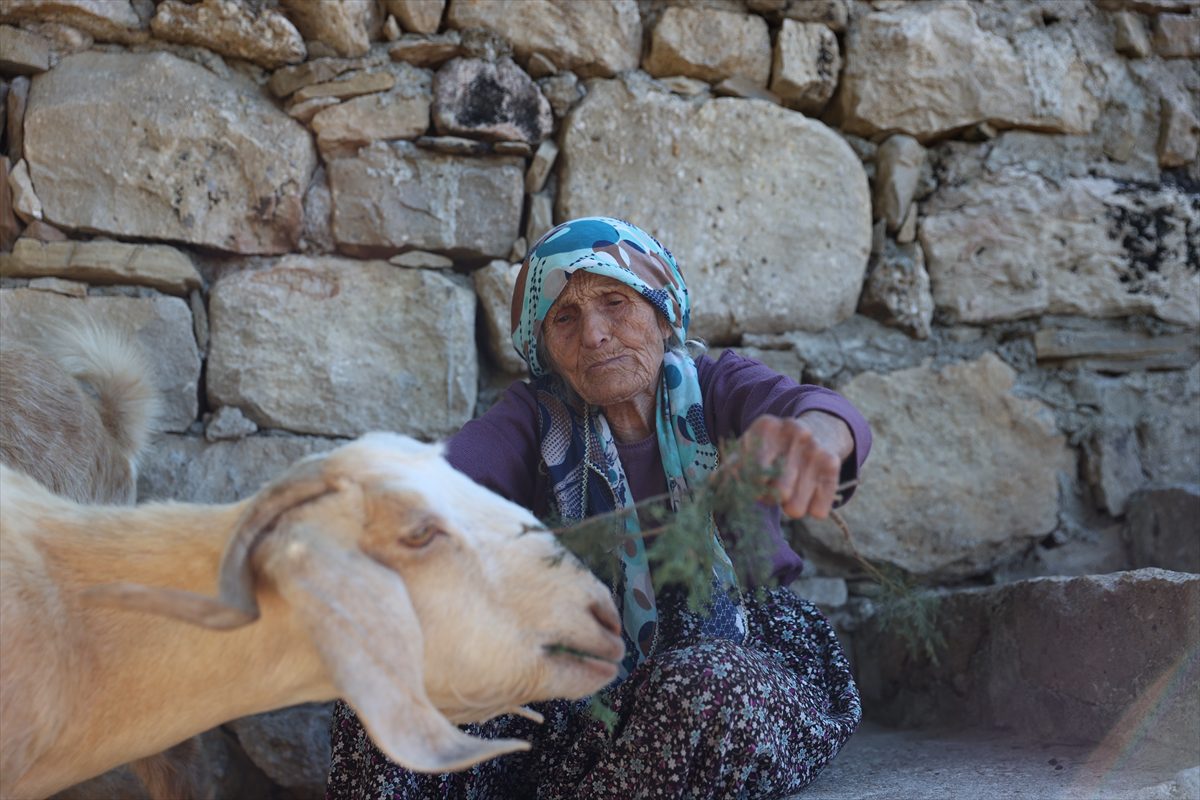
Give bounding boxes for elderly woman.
[325,217,870,799]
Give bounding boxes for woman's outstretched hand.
[738,412,855,520]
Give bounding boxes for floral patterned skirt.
[325,586,860,800]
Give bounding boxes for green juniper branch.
[549,443,944,728]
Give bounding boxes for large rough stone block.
[384,0,444,35]
[799,353,1074,579]
[25,51,316,254]
[644,7,771,86]
[855,569,1200,757]
[150,0,306,70]
[1126,485,1200,574]
[278,0,377,58]
[831,1,1100,140]
[433,57,552,143]
[207,257,477,439]
[446,0,641,78]
[327,140,522,258]
[229,704,332,799]
[139,432,340,503]
[769,19,840,113]
[0,288,201,432]
[559,74,870,343]
[921,169,1200,327]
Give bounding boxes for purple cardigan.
[447,350,872,584]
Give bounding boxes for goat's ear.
[216,456,335,624]
[266,526,530,773]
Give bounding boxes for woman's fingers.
[741,414,849,520]
[799,449,840,520]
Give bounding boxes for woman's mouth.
[586,354,627,372]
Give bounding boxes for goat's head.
[87,433,623,773]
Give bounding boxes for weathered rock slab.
[1126,485,1200,574]
[0,24,51,74]
[433,57,552,143]
[920,169,1200,327]
[207,257,477,439]
[559,75,870,342]
[832,1,1100,140]
[388,30,461,67]
[138,432,341,503]
[858,238,933,339]
[0,288,201,432]
[0,238,202,295]
[327,140,522,258]
[0,0,147,44]
[799,353,1074,578]
[229,704,332,799]
[278,0,376,58]
[384,0,443,35]
[644,7,771,86]
[854,569,1200,756]
[310,61,431,154]
[446,0,640,78]
[150,0,306,70]
[769,19,839,112]
[268,54,379,98]
[25,51,316,254]
[1151,12,1200,58]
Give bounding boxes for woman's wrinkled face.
[541,272,671,410]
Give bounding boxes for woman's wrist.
[796,410,855,463]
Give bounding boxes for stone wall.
[1,0,1197,796]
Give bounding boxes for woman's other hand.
[738,412,855,520]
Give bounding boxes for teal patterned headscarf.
[510,217,742,677]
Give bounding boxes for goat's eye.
[401,523,442,549]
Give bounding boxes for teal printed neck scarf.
[510,217,742,677]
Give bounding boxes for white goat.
[0,433,624,800]
[0,315,158,505]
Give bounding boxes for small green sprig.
[551,443,783,613]
[827,513,945,666]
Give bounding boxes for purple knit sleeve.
[698,349,872,494]
[444,381,541,512]
[697,349,874,585]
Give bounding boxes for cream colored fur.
[0,433,623,800]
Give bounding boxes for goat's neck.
[31,501,333,782]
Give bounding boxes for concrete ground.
[796,723,1200,800]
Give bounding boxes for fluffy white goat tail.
[43,316,160,459]
[0,313,160,505]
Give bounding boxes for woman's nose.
[580,309,610,349]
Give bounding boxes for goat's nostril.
[590,601,621,638]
